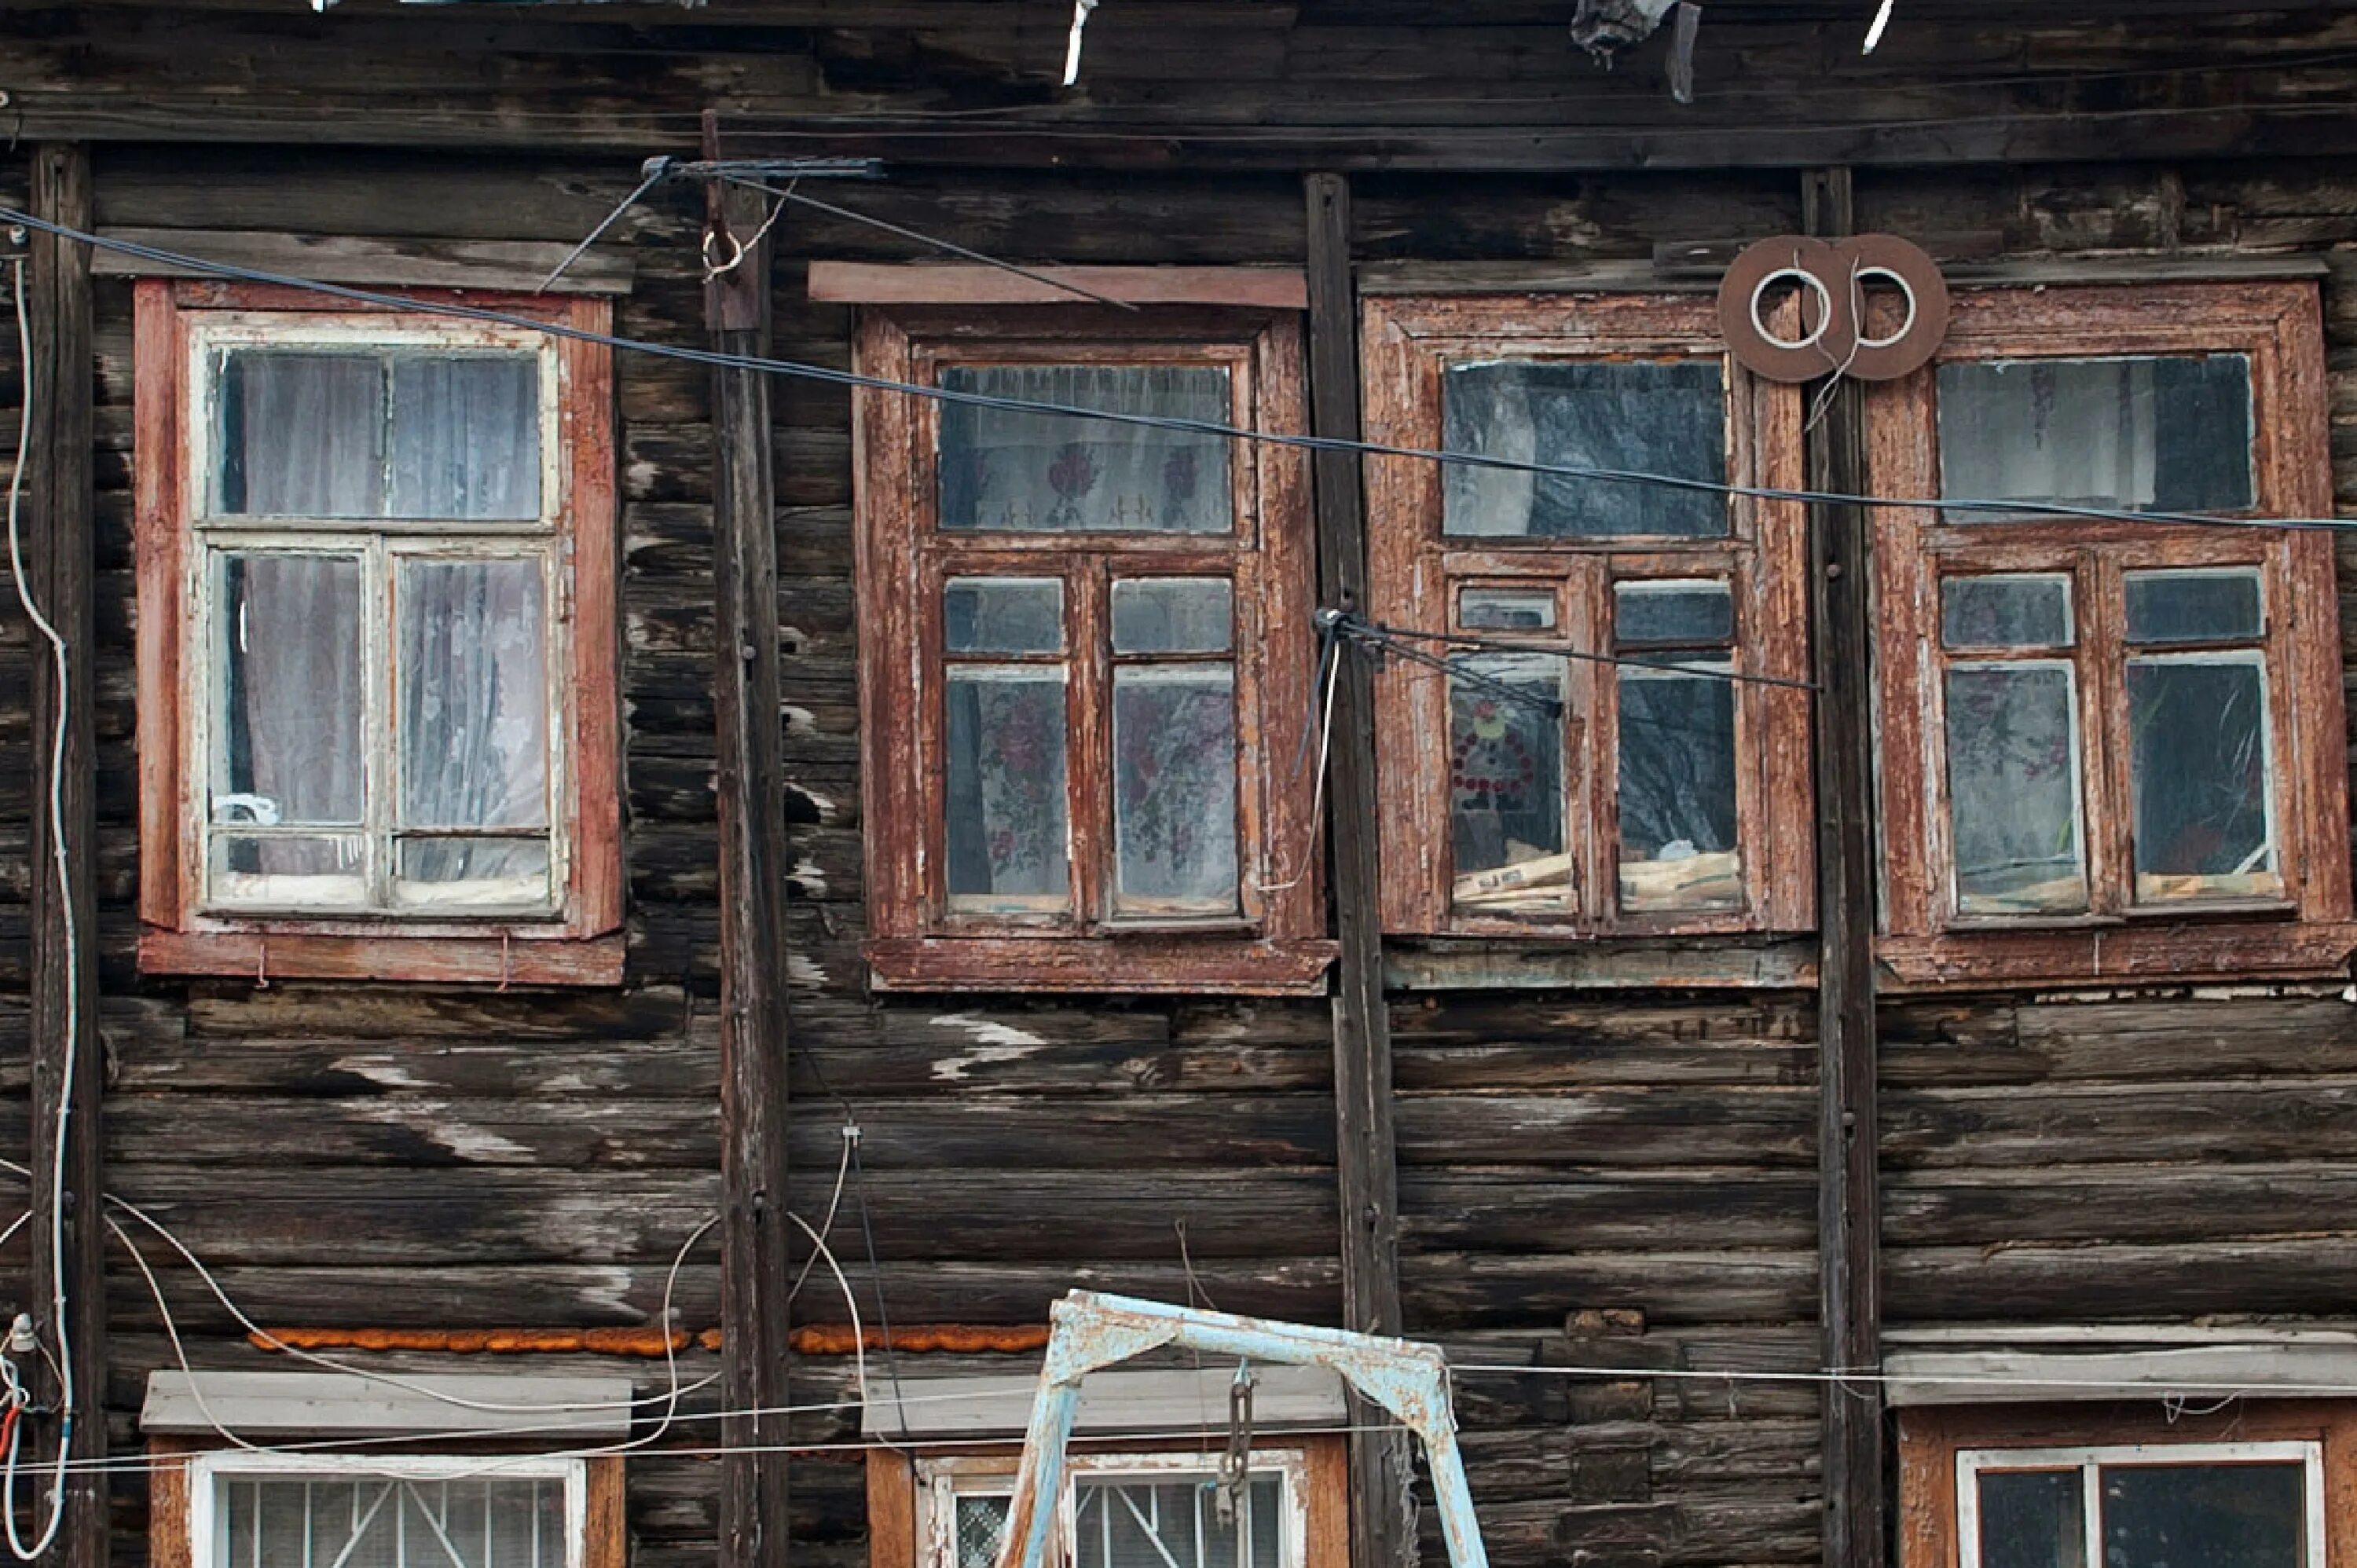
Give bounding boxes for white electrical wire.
[2,251,79,1564]
[787,1127,856,1305]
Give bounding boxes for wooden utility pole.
[706,111,794,1568]
[1302,171,1413,1568]
[20,141,105,1568]
[1802,165,1886,1568]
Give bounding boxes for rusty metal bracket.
[992,1291,1490,1568]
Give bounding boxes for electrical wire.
[0,204,2346,537]
[2,252,78,1564]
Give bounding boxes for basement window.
[1358,293,1815,940]
[852,306,1332,994]
[1868,282,2355,987]
[918,1453,1314,1568]
[133,282,623,985]
[195,1457,585,1568]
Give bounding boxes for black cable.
[6,204,2348,536]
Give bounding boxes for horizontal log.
[1401,1250,1817,1328]
[1887,1236,2357,1321]
[1882,1078,2357,1167]
[1885,1163,2357,1247]
[1395,1090,1816,1168]
[1401,1171,1816,1251]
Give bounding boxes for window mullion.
[1069,559,1110,932]
[2081,551,2129,916]
[1572,561,1607,928]
[368,535,394,911]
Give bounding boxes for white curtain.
[218,553,364,827]
[1939,359,2160,510]
[398,557,549,833]
[222,350,539,520]
[937,365,1231,533]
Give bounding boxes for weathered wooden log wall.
[2,9,2357,1568]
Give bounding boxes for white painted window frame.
[1955,1438,2326,1568]
[178,312,574,922]
[917,1447,1313,1568]
[188,1451,589,1568]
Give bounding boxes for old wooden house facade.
[6,4,2357,1568]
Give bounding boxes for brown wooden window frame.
[134,280,624,987]
[866,1436,1348,1568]
[1870,281,2355,990]
[852,305,1333,996]
[1358,292,1815,943]
[148,1441,626,1568]
[1897,1401,2353,1568]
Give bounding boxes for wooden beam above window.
[810,262,1307,310]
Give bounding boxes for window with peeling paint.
[852,307,1331,996]
[134,284,623,984]
[1359,293,1816,944]
[1868,281,2353,989]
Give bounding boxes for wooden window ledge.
[140,929,625,987]
[1875,920,2357,992]
[864,936,1337,996]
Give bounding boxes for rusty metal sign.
[1716,232,1949,383]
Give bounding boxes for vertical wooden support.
[22,141,105,1568]
[1803,165,1886,1568]
[1302,171,1413,1568]
[706,113,794,1568]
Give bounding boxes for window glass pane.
[1977,1471,2084,1568]
[1937,354,2253,515]
[1450,654,1570,909]
[1943,574,2073,650]
[1072,1475,1283,1568]
[937,365,1233,534]
[2128,657,2278,903]
[2102,1463,2304,1568]
[946,669,1070,914]
[214,1473,565,1568]
[1458,588,1556,631]
[1112,578,1233,654]
[1946,664,2087,914]
[1113,666,1240,918]
[389,356,542,521]
[398,559,550,831]
[214,553,365,829]
[1442,360,1728,539]
[395,837,552,909]
[945,577,1065,654]
[2125,569,2263,644]
[954,1497,1010,1568]
[216,351,387,518]
[1618,669,1740,912]
[207,835,367,909]
[1615,581,1733,648]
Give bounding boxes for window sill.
[864,936,1337,996]
[1384,933,1819,991]
[140,928,625,987]
[1877,919,2357,992]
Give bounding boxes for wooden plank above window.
[93,229,634,295]
[1887,1346,2357,1407]
[860,1366,1347,1440]
[810,262,1307,310]
[141,1371,633,1439]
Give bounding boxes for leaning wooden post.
[1802,165,1886,1568]
[1302,170,1413,1568]
[20,141,106,1568]
[706,111,795,1568]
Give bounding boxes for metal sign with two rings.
[1715,233,1950,383]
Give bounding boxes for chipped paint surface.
[930,1013,1047,1079]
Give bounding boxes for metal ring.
[1852,265,1918,351]
[1750,267,1835,353]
